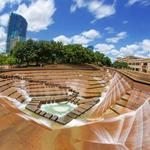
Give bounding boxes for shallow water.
[40,102,77,117]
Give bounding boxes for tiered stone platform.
[0,78,25,102]
[0,65,110,124]
[0,65,149,150]
[101,89,150,118]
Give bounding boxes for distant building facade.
[6,13,28,53]
[116,56,150,73]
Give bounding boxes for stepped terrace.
[0,64,149,150]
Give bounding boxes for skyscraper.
[6,13,28,53]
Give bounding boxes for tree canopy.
[0,54,17,65]
[113,61,129,69]
[10,39,112,66]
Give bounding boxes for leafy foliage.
[0,54,17,65]
[11,39,112,66]
[113,61,129,69]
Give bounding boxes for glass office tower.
[6,13,28,53]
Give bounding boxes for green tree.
[0,54,7,65]
[11,39,113,67]
[113,61,128,69]
[0,54,17,65]
[102,56,112,67]
[6,55,17,65]
[11,39,35,66]
[94,52,104,66]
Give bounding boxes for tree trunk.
[27,61,29,66]
[36,60,39,66]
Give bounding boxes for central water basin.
[40,102,77,117]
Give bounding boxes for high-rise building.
[6,13,28,53]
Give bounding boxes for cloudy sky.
[0,0,150,60]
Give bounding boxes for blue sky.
[0,0,150,60]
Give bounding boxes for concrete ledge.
[57,116,73,125]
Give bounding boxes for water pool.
[40,102,77,117]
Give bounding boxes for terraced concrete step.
[31,100,41,102]
[26,105,38,112]
[51,115,58,121]
[0,78,8,82]
[57,116,73,125]
[0,80,13,87]
[110,104,132,114]
[71,98,80,104]
[17,95,25,103]
[102,109,119,118]
[122,94,130,101]
[32,95,67,101]
[29,101,40,104]
[39,111,47,116]
[1,88,17,97]
[0,84,14,93]
[35,109,42,114]
[9,91,22,99]
[75,107,87,114]
[86,101,97,106]
[77,98,98,104]
[29,92,67,97]
[71,110,82,116]
[78,104,92,110]
[44,113,53,119]
[27,87,62,92]
[109,107,120,115]
[28,103,39,107]
[116,100,128,107]
[67,112,78,119]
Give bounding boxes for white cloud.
[106,32,127,43]
[82,29,101,39]
[128,0,140,5]
[0,27,7,52]
[70,0,85,12]
[16,0,56,32]
[0,13,9,27]
[0,2,6,11]
[141,39,150,52]
[104,26,114,34]
[70,5,76,13]
[53,35,71,45]
[128,0,150,6]
[88,1,116,21]
[94,43,120,61]
[70,0,116,21]
[54,29,101,45]
[118,39,150,58]
[120,44,139,56]
[0,0,22,12]
[72,29,101,45]
[94,43,115,53]
[94,39,150,60]
[72,35,90,45]
[109,49,120,56]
